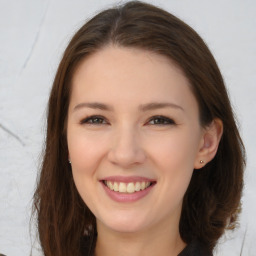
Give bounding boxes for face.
[67,46,205,234]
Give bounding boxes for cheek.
[67,131,108,208]
[68,130,108,176]
[149,133,198,208]
[148,130,200,196]
[148,130,199,171]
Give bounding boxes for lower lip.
[101,182,155,202]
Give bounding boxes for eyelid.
[146,115,176,125]
[80,115,109,125]
[79,115,176,126]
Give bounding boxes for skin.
[67,46,222,256]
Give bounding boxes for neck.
[95,219,186,256]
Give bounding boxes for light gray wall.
[0,0,255,255]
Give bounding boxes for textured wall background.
[0,0,255,255]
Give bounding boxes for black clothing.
[178,239,212,256]
[81,236,212,256]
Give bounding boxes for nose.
[107,126,146,168]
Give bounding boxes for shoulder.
[178,240,212,256]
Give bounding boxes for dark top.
[81,236,212,256]
[178,239,212,256]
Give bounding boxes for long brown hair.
[32,1,245,255]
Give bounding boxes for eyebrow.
[73,102,114,112]
[139,102,184,112]
[73,102,184,112]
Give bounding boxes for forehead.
[70,46,198,114]
[73,46,186,86]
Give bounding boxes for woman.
[33,1,245,255]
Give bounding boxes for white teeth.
[119,182,126,193]
[107,181,113,190]
[127,183,135,193]
[135,182,141,191]
[105,181,151,193]
[113,182,118,191]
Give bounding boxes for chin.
[97,212,149,234]
[108,222,146,234]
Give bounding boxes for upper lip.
[100,176,156,183]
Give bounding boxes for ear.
[194,118,223,169]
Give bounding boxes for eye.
[147,116,176,125]
[80,115,108,125]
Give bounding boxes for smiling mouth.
[103,180,155,193]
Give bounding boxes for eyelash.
[80,115,108,125]
[147,115,176,125]
[80,115,176,126]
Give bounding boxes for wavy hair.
[32,1,245,255]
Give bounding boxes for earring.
[68,159,71,164]
[200,160,204,164]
